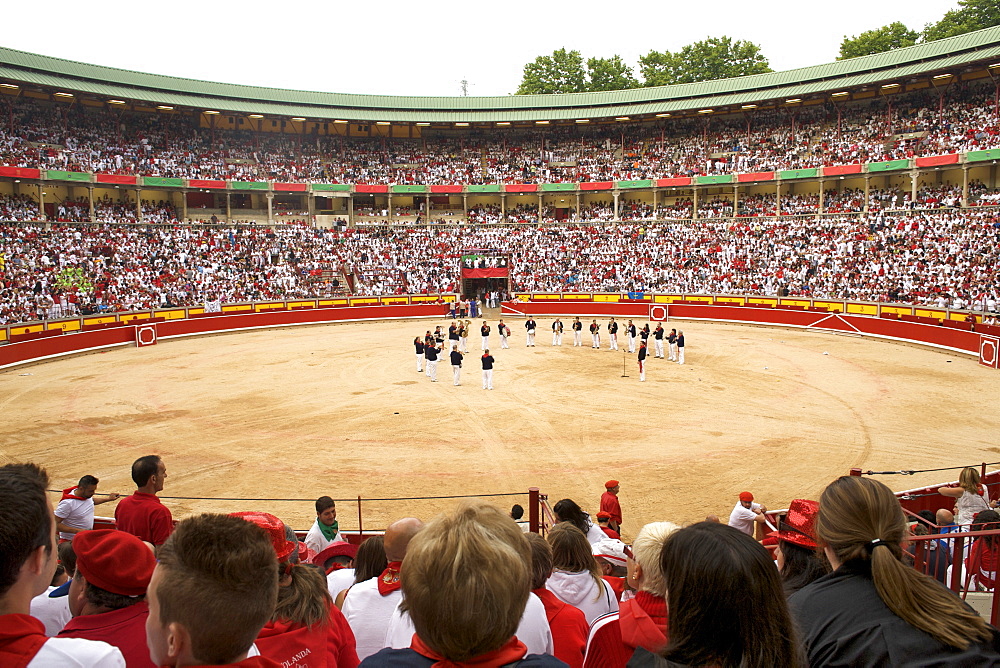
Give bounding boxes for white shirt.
[545,570,618,626]
[728,501,762,535]
[54,494,95,541]
[342,576,403,660]
[304,519,344,555]
[326,568,356,599]
[30,586,72,636]
[383,592,553,656]
[27,637,125,667]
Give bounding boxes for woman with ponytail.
[789,476,1000,665]
[233,511,360,668]
[939,467,996,527]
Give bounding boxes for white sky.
[3,0,959,98]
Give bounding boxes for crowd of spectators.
[2,80,999,185]
[2,208,998,326]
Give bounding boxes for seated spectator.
[591,539,628,600]
[0,462,125,666]
[342,518,423,661]
[525,533,587,668]
[58,530,156,667]
[789,476,1000,665]
[361,502,563,667]
[938,466,994,526]
[965,509,1000,591]
[510,504,531,532]
[30,541,75,637]
[595,512,620,540]
[585,522,676,668]
[545,523,618,625]
[767,499,828,595]
[334,537,386,608]
[146,513,279,666]
[313,541,357,608]
[305,496,344,555]
[630,522,802,667]
[232,511,358,668]
[552,498,605,545]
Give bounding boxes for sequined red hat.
[231,511,297,562]
[768,499,820,549]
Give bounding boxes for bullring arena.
[1,26,1000,541]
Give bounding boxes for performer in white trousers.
[572,318,583,346]
[677,330,685,364]
[551,319,563,346]
[668,328,678,362]
[626,320,637,353]
[638,341,647,381]
[481,321,491,350]
[451,346,463,386]
[607,318,619,351]
[499,320,510,349]
[481,349,495,390]
[525,318,536,347]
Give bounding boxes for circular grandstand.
[1,31,999,535]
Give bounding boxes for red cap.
[605,480,619,489]
[596,511,612,520]
[312,541,358,571]
[739,492,754,503]
[231,511,297,562]
[767,499,820,549]
[74,530,155,596]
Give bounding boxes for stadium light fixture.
[698,109,713,114]
[655,113,670,118]
[933,73,952,79]
[333,120,348,124]
[248,114,264,118]
[290,117,306,122]
[741,104,757,109]
[615,116,630,121]
[108,99,126,105]
[496,122,511,126]
[989,63,1000,68]
[203,110,220,114]
[157,105,173,110]
[831,91,849,97]
[575,119,590,123]
[785,98,802,104]
[416,122,431,126]
[376,121,391,125]
[880,83,900,89]
[535,120,550,125]
[54,92,74,97]
[0,83,19,89]
[455,122,469,126]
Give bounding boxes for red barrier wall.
[0,304,445,370]
[501,301,980,355]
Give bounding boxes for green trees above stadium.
[515,37,770,94]
[639,37,772,86]
[839,0,1000,60]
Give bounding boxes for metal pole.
[528,487,540,533]
[357,494,364,537]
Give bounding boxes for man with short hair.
[589,320,601,349]
[304,496,343,555]
[55,475,120,541]
[0,462,125,666]
[312,542,358,600]
[728,491,767,536]
[450,345,463,386]
[342,517,424,661]
[653,323,665,359]
[595,512,620,540]
[607,318,619,351]
[600,481,622,533]
[510,504,530,532]
[551,318,563,346]
[114,456,173,547]
[572,317,583,347]
[667,328,679,362]
[525,317,537,347]
[481,349,495,390]
[145,513,281,666]
[626,320,637,353]
[59,530,156,667]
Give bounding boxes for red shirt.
[256,604,359,668]
[600,492,622,525]
[584,591,668,668]
[114,492,174,545]
[532,588,588,668]
[58,601,154,668]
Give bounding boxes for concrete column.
[388,194,393,221]
[613,191,620,221]
[776,181,782,217]
[225,192,231,223]
[425,193,430,222]
[910,169,919,205]
[818,178,825,214]
[962,165,969,207]
[307,193,316,222]
[575,192,581,220]
[864,176,871,213]
[88,185,95,223]
[537,193,543,222]
[180,190,188,222]
[136,188,142,221]
[692,186,699,220]
[652,189,659,218]
[501,193,506,217]
[266,192,274,225]
[462,194,468,221]
[732,185,739,218]
[38,184,45,221]
[348,196,355,228]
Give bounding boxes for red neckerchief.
[0,614,49,668]
[410,634,527,667]
[618,591,668,653]
[60,486,87,501]
[377,561,403,596]
[326,562,350,576]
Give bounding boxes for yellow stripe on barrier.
[846,303,877,315]
[915,309,945,319]
[155,310,187,320]
[813,301,843,312]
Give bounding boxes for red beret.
[74,530,155,596]
[739,492,754,503]
[231,511,297,562]
[596,511,612,520]
[605,480,619,489]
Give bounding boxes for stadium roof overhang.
[1,26,999,125]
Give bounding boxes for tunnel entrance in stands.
[461,277,508,302]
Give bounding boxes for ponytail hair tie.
[865,538,886,554]
[281,562,294,577]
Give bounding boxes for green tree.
[923,0,1000,42]
[838,22,919,59]
[516,48,587,94]
[586,55,639,91]
[639,37,771,87]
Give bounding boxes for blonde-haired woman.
[584,522,677,668]
[789,476,1000,665]
[546,523,618,626]
[939,466,996,526]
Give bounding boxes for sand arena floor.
[2,311,998,541]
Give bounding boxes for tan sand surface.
[2,312,997,541]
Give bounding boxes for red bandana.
[60,486,86,501]
[0,614,49,668]
[377,561,403,596]
[410,634,527,667]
